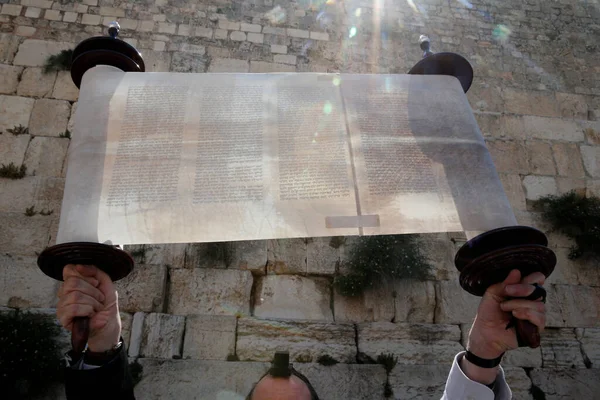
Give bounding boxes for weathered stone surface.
[523,116,584,142]
[271,44,287,54]
[51,71,79,101]
[208,57,249,73]
[418,233,458,281]
[183,240,267,273]
[128,312,144,357]
[333,285,394,323]
[67,101,77,133]
[503,346,543,368]
[0,211,53,256]
[13,39,72,67]
[499,173,527,211]
[530,369,600,399]
[504,89,559,118]
[24,136,69,177]
[140,313,185,359]
[487,140,528,174]
[29,99,70,137]
[183,315,236,360]
[522,175,558,200]
[503,367,533,400]
[170,52,208,73]
[237,317,356,363]
[168,269,253,316]
[0,132,30,168]
[0,94,34,131]
[306,237,338,275]
[545,284,600,328]
[136,359,269,398]
[249,61,296,72]
[580,145,599,178]
[526,141,556,175]
[0,177,38,213]
[394,280,436,323]
[434,280,479,324]
[17,67,56,97]
[267,238,307,274]
[549,247,600,286]
[541,328,586,368]
[577,327,600,368]
[0,64,21,94]
[389,365,450,400]
[552,143,585,178]
[115,265,167,313]
[294,364,387,400]
[142,50,171,72]
[120,311,133,349]
[254,275,332,321]
[556,92,588,119]
[357,322,463,364]
[0,255,58,308]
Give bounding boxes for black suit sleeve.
[64,345,135,400]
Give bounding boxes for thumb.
[76,265,112,284]
[486,269,521,298]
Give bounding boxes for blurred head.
[248,375,312,400]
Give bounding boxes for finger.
[60,290,105,313]
[501,299,545,313]
[521,272,546,286]
[63,276,105,303]
[63,264,100,287]
[504,283,544,299]
[486,269,521,298]
[57,304,95,332]
[76,264,114,289]
[512,309,546,332]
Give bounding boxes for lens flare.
[323,102,333,114]
[355,8,362,17]
[266,6,286,25]
[492,24,511,42]
[349,26,357,38]
[332,76,341,86]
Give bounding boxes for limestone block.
[263,26,286,36]
[15,26,36,38]
[139,313,185,359]
[254,275,333,321]
[0,64,21,94]
[523,116,584,142]
[526,141,556,175]
[530,369,600,399]
[193,26,213,39]
[0,95,34,131]
[51,71,79,101]
[214,29,227,40]
[467,82,504,113]
[287,28,309,38]
[310,31,330,41]
[504,89,559,118]
[550,247,600,286]
[395,280,436,323]
[0,177,38,213]
[306,237,338,275]
[17,67,56,97]
[434,280,479,324]
[249,61,295,72]
[418,233,457,281]
[582,121,600,145]
[183,240,267,273]
[503,347,543,368]
[556,92,588,119]
[389,365,449,399]
[545,284,600,327]
[0,211,53,256]
[137,20,155,32]
[67,101,77,133]
[230,31,246,41]
[580,145,599,178]
[99,6,124,17]
[240,23,261,33]
[0,133,30,166]
[294,364,387,400]
[357,322,463,364]
[178,43,205,55]
[247,32,264,44]
[182,315,236,360]
[128,312,144,357]
[218,20,240,31]
[167,269,253,316]
[333,285,395,323]
[115,265,167,313]
[499,173,527,211]
[274,54,297,65]
[556,177,586,195]
[22,0,54,8]
[157,22,176,34]
[29,99,70,137]
[236,317,355,363]
[541,328,586,368]
[141,50,171,72]
[0,255,58,308]
[136,359,269,399]
[522,175,557,200]
[44,9,61,21]
[487,140,529,174]
[267,238,306,274]
[577,328,600,368]
[81,14,101,26]
[13,39,72,67]
[207,57,248,73]
[271,44,287,54]
[503,367,532,400]
[0,33,21,64]
[552,143,585,178]
[63,11,77,23]
[1,4,22,16]
[24,136,69,177]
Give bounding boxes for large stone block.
[249,61,296,72]
[135,359,269,399]
[487,140,528,174]
[0,255,58,308]
[0,64,22,94]
[504,89,560,118]
[522,175,557,200]
[254,275,333,321]
[0,95,35,132]
[0,133,30,171]
[115,265,167,313]
[541,328,586,368]
[170,52,208,73]
[394,280,436,323]
[0,211,53,256]
[0,176,38,213]
[503,346,543,368]
[23,136,69,177]
[389,365,450,400]
[120,311,133,349]
[499,173,527,211]
[545,284,600,327]
[17,67,56,97]
[124,243,188,268]
[556,92,588,119]
[530,369,600,399]
[51,71,79,101]
[580,145,599,178]
[434,280,479,324]
[182,315,236,360]
[183,240,267,273]
[552,143,585,178]
[208,58,249,73]
[167,268,253,316]
[523,116,584,142]
[236,317,356,363]
[503,367,533,400]
[294,364,387,400]
[357,322,463,364]
[267,238,307,274]
[29,99,71,137]
[333,285,394,323]
[0,33,21,64]
[306,237,338,275]
[13,39,72,67]
[526,141,556,175]
[142,50,171,72]
[418,233,458,281]
[577,327,600,368]
[139,313,185,359]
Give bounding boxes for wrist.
[87,327,121,353]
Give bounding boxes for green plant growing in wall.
[43,49,73,73]
[537,191,600,259]
[0,310,64,398]
[59,130,71,139]
[334,234,431,297]
[377,353,398,398]
[24,206,37,216]
[7,125,29,136]
[317,354,338,366]
[0,163,27,179]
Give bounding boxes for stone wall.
[0,0,599,399]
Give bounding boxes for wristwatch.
[84,339,123,366]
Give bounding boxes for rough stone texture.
[389,365,450,399]
[182,315,236,360]
[394,280,436,323]
[541,329,586,368]
[333,285,395,323]
[28,99,70,137]
[128,312,144,357]
[499,173,527,211]
[266,238,307,274]
[0,94,35,131]
[23,136,69,177]
[418,233,458,281]
[523,116,584,142]
[357,322,463,364]
[0,211,53,256]
[504,89,559,118]
[530,369,600,399]
[0,255,58,308]
[503,346,543,368]
[120,311,133,349]
[167,268,253,316]
[170,52,208,73]
[487,140,528,174]
[249,60,296,73]
[0,64,21,94]
[237,318,356,363]
[17,67,56,97]
[580,145,599,178]
[503,367,533,400]
[526,141,556,175]
[115,265,167,313]
[522,175,558,200]
[306,237,338,275]
[0,132,30,166]
[208,57,248,73]
[13,40,72,67]
[254,275,333,321]
[556,92,588,119]
[139,313,185,359]
[577,328,600,368]
[51,71,79,101]
[434,280,479,324]
[552,143,585,178]
[545,285,600,328]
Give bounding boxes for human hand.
[57,264,121,352]
[461,269,546,384]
